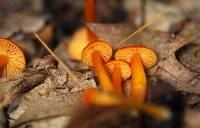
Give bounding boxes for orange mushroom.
[67,27,93,60]
[81,41,113,92]
[115,46,157,104]
[105,60,131,95]
[67,0,97,60]
[0,38,26,77]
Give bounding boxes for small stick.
[116,9,169,48]
[33,33,78,81]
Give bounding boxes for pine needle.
[33,32,78,81]
[116,9,169,48]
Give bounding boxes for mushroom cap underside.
[115,46,157,68]
[81,40,112,66]
[0,38,26,77]
[105,60,131,80]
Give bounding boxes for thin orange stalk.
[131,52,146,105]
[112,66,122,95]
[82,89,171,120]
[85,0,96,22]
[92,51,113,92]
[85,0,97,43]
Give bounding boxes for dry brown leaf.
[13,116,69,128]
[0,12,45,38]
[87,23,200,94]
[87,23,135,47]
[171,20,200,73]
[11,91,84,127]
[0,56,96,127]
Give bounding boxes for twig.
[33,32,78,81]
[115,9,169,48]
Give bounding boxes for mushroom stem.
[82,89,171,120]
[131,52,146,104]
[139,104,171,120]
[112,66,122,95]
[0,56,8,67]
[92,51,113,92]
[82,88,122,106]
[85,0,98,42]
[0,56,8,77]
[85,0,96,22]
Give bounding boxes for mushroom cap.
[105,60,131,80]
[68,27,97,61]
[115,46,157,68]
[81,40,112,66]
[0,38,26,77]
[68,27,89,60]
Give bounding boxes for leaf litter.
[1,0,200,127]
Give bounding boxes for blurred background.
[0,0,199,64]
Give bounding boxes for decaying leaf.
[170,20,200,73]
[14,116,69,128]
[0,12,45,38]
[11,91,84,127]
[87,23,135,47]
[0,55,96,127]
[88,23,200,94]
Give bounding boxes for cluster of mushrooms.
[81,39,157,104]
[69,0,157,105]
[0,0,171,121]
[80,39,171,119]
[70,0,171,120]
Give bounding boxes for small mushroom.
[105,60,131,95]
[67,0,97,60]
[115,46,157,104]
[81,41,113,92]
[0,38,26,77]
[67,27,97,60]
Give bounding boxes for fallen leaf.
[0,12,45,38]
[88,23,200,94]
[170,20,200,73]
[11,91,84,127]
